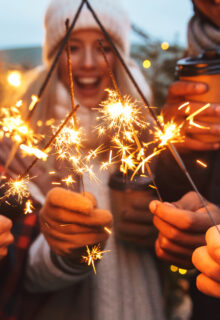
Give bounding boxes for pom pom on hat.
[43,0,130,64]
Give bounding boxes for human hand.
[113,190,158,247]
[149,191,220,268]
[40,188,113,263]
[162,80,220,151]
[192,225,220,298]
[0,215,14,260]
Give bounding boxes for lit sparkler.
[62,175,76,186]
[81,244,111,274]
[2,176,30,203]
[20,144,48,161]
[154,117,184,148]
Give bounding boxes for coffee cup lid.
[176,49,220,77]
[108,171,153,191]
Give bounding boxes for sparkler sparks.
[53,118,82,156]
[81,244,111,274]
[24,199,34,214]
[62,175,76,186]
[0,102,42,145]
[20,144,48,161]
[155,118,184,148]
[98,89,145,131]
[3,176,30,203]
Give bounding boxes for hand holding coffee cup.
[109,171,158,247]
[175,50,220,146]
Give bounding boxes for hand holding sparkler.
[0,215,14,260]
[163,80,220,150]
[192,225,220,298]
[39,187,112,265]
[149,191,220,268]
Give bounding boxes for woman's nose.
[82,48,96,69]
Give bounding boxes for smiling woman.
[58,30,116,109]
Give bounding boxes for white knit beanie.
[43,0,130,64]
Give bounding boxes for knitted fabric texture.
[43,0,130,64]
[92,235,165,320]
[188,15,220,56]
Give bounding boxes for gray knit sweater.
[26,233,165,320]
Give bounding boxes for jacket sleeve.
[25,234,92,293]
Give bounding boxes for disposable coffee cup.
[108,171,157,239]
[176,49,220,142]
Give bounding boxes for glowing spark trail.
[196,159,207,168]
[2,176,30,204]
[82,244,111,274]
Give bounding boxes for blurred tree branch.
[131,24,184,109]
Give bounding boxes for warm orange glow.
[7,71,22,87]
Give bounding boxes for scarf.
[188,15,220,57]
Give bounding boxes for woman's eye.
[70,45,79,52]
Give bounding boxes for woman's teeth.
[76,77,99,85]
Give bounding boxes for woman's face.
[194,0,220,27]
[58,29,116,109]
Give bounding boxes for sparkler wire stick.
[0,109,76,204]
[98,39,162,201]
[167,142,220,233]
[26,0,86,122]
[0,0,86,179]
[86,0,219,231]
[21,108,77,179]
[98,40,122,101]
[65,19,85,193]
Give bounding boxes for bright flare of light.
[4,176,30,203]
[20,144,48,161]
[104,227,112,234]
[62,175,76,186]
[161,41,170,50]
[7,71,22,87]
[179,268,187,275]
[170,265,178,272]
[155,118,184,148]
[196,159,207,168]
[85,145,106,162]
[0,103,43,145]
[98,89,145,131]
[178,102,190,111]
[143,59,151,69]
[53,118,82,156]
[24,200,34,214]
[186,103,210,121]
[81,244,111,274]
[29,95,39,111]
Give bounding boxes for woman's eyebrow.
[69,38,82,43]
